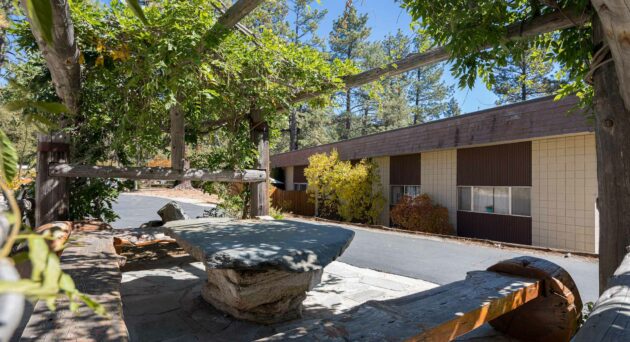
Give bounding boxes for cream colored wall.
[373,156,390,226]
[532,134,598,253]
[285,166,294,191]
[420,149,458,227]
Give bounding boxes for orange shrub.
[390,194,454,235]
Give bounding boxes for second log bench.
[262,256,583,341]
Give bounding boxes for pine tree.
[376,30,412,131]
[287,0,328,150]
[329,3,370,140]
[408,34,456,123]
[444,97,462,118]
[491,45,560,105]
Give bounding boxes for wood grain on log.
[35,134,70,227]
[591,14,630,292]
[48,163,266,182]
[591,0,630,111]
[215,0,265,30]
[574,249,630,341]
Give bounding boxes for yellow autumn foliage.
[305,150,385,224]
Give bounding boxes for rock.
[161,218,355,323]
[157,201,190,223]
[202,268,323,324]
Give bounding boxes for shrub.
[304,150,385,224]
[390,194,454,235]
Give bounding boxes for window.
[294,183,308,191]
[457,186,471,211]
[391,185,421,205]
[458,186,531,216]
[511,187,531,216]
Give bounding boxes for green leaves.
[25,0,54,44]
[0,129,18,182]
[0,232,108,316]
[125,0,149,25]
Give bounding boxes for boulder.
[157,201,190,223]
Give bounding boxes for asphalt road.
[112,193,599,303]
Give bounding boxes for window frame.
[457,186,531,217]
[293,183,308,191]
[390,185,422,205]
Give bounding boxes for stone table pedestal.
[161,218,354,324]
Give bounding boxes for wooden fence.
[270,188,315,216]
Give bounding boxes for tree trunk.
[344,90,352,139]
[249,111,270,217]
[592,16,630,292]
[20,0,80,115]
[289,108,298,151]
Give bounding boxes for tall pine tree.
[287,0,328,150]
[408,34,458,123]
[491,44,560,105]
[329,3,370,139]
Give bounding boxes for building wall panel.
[293,165,307,183]
[457,142,532,186]
[532,134,598,253]
[390,154,421,185]
[457,211,532,245]
[284,166,294,191]
[421,150,457,227]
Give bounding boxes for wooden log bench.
[573,248,630,341]
[20,223,128,341]
[262,256,582,342]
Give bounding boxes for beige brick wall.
[373,156,390,226]
[532,134,598,253]
[284,166,294,191]
[420,149,458,226]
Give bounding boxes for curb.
[286,214,599,260]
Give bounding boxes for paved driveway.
[112,193,599,303]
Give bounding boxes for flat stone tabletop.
[161,218,355,272]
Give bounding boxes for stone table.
[160,218,355,324]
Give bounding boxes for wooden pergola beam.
[289,8,590,105]
[213,0,265,31]
[49,163,266,183]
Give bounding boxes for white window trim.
[457,186,531,217]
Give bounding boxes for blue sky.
[306,0,500,113]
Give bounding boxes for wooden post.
[35,133,70,227]
[592,15,630,292]
[170,102,192,189]
[249,111,270,217]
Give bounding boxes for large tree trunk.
[21,0,80,115]
[592,16,630,292]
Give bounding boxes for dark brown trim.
[457,211,532,245]
[271,95,592,168]
[457,142,532,186]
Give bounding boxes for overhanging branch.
[289,8,591,105]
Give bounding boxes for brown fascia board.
[271,95,593,168]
